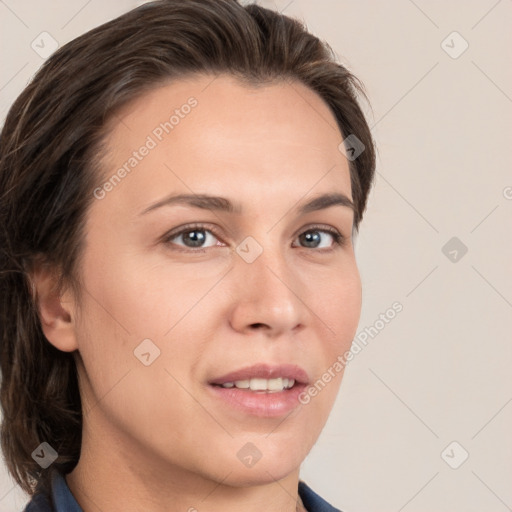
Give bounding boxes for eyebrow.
[138,192,355,216]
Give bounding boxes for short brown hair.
[0,0,376,496]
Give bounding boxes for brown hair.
[0,0,376,496]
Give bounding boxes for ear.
[28,261,79,353]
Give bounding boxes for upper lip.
[209,363,309,385]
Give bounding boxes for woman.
[0,1,376,511]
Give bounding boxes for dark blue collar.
[24,470,82,512]
[24,470,341,512]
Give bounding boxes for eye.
[162,224,224,251]
[293,226,345,250]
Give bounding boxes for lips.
[207,363,310,417]
[208,363,309,387]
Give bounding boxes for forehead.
[96,73,351,215]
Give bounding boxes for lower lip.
[207,383,307,418]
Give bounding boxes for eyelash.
[161,223,346,253]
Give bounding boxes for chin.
[220,461,301,488]
[204,438,307,487]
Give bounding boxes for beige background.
[1,1,511,511]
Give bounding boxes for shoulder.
[298,480,343,512]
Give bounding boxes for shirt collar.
[50,470,83,511]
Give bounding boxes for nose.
[228,245,308,338]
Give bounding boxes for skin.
[33,73,362,512]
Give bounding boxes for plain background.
[0,1,511,511]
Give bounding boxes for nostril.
[250,323,267,329]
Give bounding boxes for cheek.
[329,268,362,338]
[307,259,362,350]
[73,243,225,399]
[72,252,211,444]
[80,238,227,338]
[302,261,361,407]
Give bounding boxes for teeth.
[250,378,268,391]
[220,378,295,392]
[267,378,283,391]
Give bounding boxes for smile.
[208,363,309,417]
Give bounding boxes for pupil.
[184,230,205,247]
[300,231,320,248]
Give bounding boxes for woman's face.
[70,73,362,485]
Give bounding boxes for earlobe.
[29,263,79,353]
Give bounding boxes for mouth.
[207,363,309,418]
